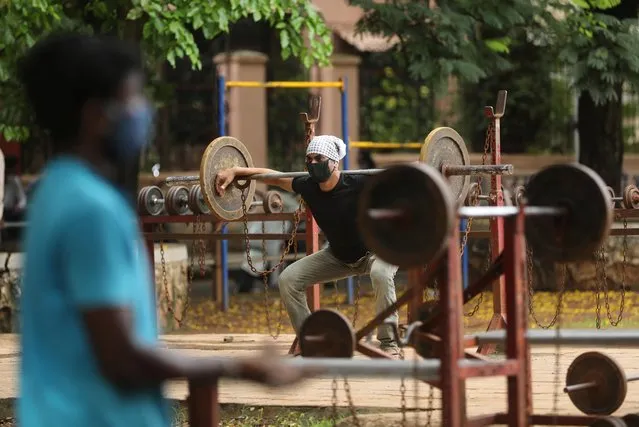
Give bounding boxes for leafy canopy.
[0,0,334,141]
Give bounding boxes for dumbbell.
[137,185,192,216]
[464,182,513,207]
[248,190,284,214]
[564,351,638,416]
[606,185,639,209]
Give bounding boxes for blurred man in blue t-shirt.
[18,32,309,427]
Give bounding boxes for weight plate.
[199,136,256,221]
[606,186,616,209]
[166,186,190,215]
[420,127,471,207]
[358,163,455,269]
[622,414,639,427]
[513,185,526,206]
[566,351,627,416]
[589,417,628,427]
[188,185,210,215]
[525,164,612,262]
[141,186,164,216]
[137,187,150,215]
[466,182,481,206]
[264,190,284,214]
[299,309,355,358]
[623,185,639,209]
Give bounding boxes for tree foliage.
[0,0,334,141]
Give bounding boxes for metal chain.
[527,245,565,329]
[461,121,493,318]
[159,222,195,328]
[331,378,339,426]
[343,377,361,427]
[464,243,490,317]
[260,219,285,339]
[598,218,627,327]
[240,189,303,338]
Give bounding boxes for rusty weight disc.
[465,182,481,206]
[622,414,639,427]
[566,351,627,416]
[188,185,210,215]
[357,163,456,269]
[623,184,639,209]
[137,186,164,216]
[513,185,526,206]
[264,190,284,214]
[524,164,612,262]
[299,309,355,358]
[199,136,256,221]
[420,127,471,206]
[165,185,190,215]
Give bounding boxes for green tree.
[351,0,639,190]
[0,0,334,141]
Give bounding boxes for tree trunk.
[577,84,623,192]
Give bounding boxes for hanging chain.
[159,221,197,328]
[595,218,627,328]
[343,377,361,427]
[464,243,490,317]
[331,377,339,426]
[461,121,493,318]
[240,190,303,338]
[527,245,565,329]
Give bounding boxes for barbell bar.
[563,351,638,416]
[470,329,639,347]
[357,162,612,268]
[166,128,514,221]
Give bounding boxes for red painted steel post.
[479,92,508,355]
[440,221,466,427]
[503,211,531,426]
[306,212,321,311]
[188,381,220,427]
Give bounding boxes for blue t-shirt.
[18,157,169,427]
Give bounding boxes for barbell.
[357,162,612,268]
[605,185,639,209]
[137,184,284,216]
[564,351,637,416]
[162,127,514,221]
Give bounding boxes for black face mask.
[307,160,333,183]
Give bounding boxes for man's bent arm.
[232,166,293,193]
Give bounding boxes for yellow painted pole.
[225,81,344,89]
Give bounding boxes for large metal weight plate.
[358,163,456,269]
[299,309,355,358]
[166,186,190,215]
[199,136,256,221]
[622,414,639,427]
[188,185,210,215]
[525,164,612,262]
[420,127,471,206]
[264,190,284,214]
[566,352,627,416]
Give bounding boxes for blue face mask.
[105,100,154,161]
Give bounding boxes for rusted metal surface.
[357,163,455,268]
[298,309,355,358]
[188,184,210,215]
[263,190,283,214]
[199,136,256,221]
[188,381,220,427]
[565,351,627,416]
[137,185,164,216]
[139,212,299,224]
[142,232,302,241]
[420,126,471,206]
[623,184,639,209]
[443,164,513,176]
[525,164,612,262]
[165,185,190,215]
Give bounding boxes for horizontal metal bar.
[138,213,300,224]
[282,358,507,380]
[247,169,384,180]
[144,233,305,241]
[164,175,200,184]
[350,141,422,149]
[563,381,597,393]
[444,164,514,176]
[225,81,344,89]
[470,329,639,347]
[458,206,564,218]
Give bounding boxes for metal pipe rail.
[470,329,639,347]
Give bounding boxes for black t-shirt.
[292,174,369,263]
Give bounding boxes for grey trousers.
[278,248,399,347]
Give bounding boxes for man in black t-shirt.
[215,135,401,358]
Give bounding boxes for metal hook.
[484,90,508,119]
[299,94,322,124]
[383,320,423,347]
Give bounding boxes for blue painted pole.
[217,75,230,311]
[341,77,354,305]
[460,219,469,290]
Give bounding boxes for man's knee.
[278,267,298,295]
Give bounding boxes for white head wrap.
[306,135,347,162]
